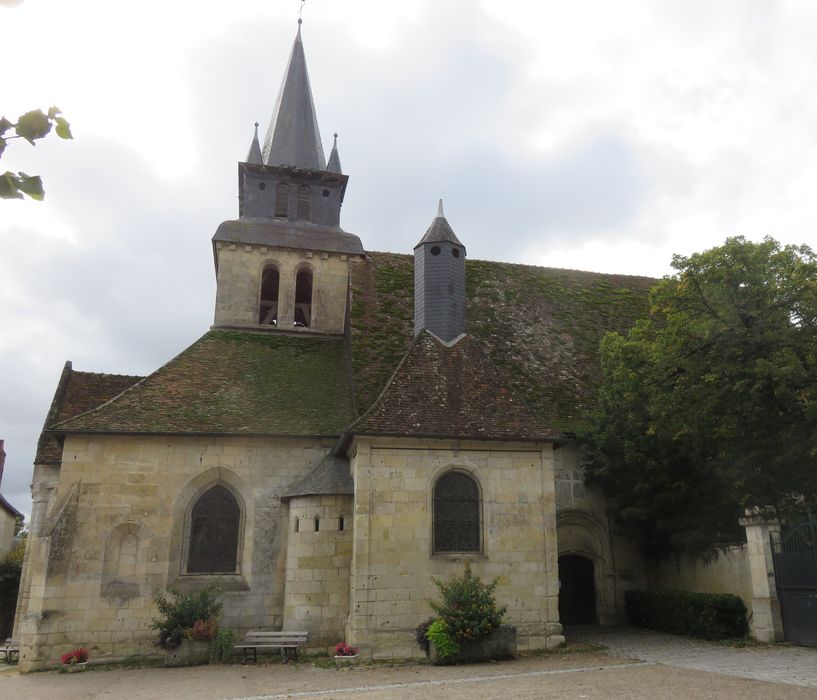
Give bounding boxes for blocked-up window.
[259,266,280,325]
[433,471,481,553]
[187,485,240,574]
[294,269,313,327]
[297,185,311,220]
[275,183,290,218]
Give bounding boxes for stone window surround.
[429,463,488,560]
[254,257,319,331]
[168,466,253,592]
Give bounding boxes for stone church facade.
[15,23,651,670]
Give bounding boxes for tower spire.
[262,21,326,170]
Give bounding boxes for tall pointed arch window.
[187,485,240,574]
[433,471,481,553]
[294,268,313,327]
[297,185,311,221]
[258,265,280,325]
[274,183,290,218]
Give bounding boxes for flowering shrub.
[60,648,89,665]
[190,617,218,641]
[334,641,359,657]
[427,568,506,656]
[151,588,222,650]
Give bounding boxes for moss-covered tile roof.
[53,331,355,436]
[350,252,655,435]
[351,331,562,441]
[36,362,143,463]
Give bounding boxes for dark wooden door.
[559,554,598,625]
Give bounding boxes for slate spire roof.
[326,133,342,174]
[262,21,327,170]
[246,122,263,165]
[415,199,465,249]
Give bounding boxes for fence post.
[738,506,784,642]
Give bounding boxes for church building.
[15,22,654,670]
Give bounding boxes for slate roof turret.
[281,454,353,500]
[246,122,263,165]
[414,200,464,249]
[326,133,342,174]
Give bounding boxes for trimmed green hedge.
[625,590,749,640]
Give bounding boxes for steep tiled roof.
[352,332,562,441]
[52,331,354,436]
[36,362,143,464]
[350,253,655,435]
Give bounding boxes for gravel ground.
[1,648,816,700]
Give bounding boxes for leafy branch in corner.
[1,107,72,200]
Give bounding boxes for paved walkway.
[569,625,817,688]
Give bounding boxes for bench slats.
[234,630,308,663]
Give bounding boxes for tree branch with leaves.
[1,107,72,200]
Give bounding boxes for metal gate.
[771,516,817,646]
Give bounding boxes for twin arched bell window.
[187,485,241,574]
[258,266,313,328]
[433,471,481,553]
[274,184,311,221]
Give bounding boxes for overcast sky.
[2,0,817,519]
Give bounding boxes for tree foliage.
[1,107,72,200]
[583,236,817,556]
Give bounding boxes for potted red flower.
[59,647,90,672]
[333,641,359,667]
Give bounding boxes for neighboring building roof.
[213,218,365,258]
[0,493,22,519]
[350,252,655,435]
[281,454,354,499]
[351,331,563,442]
[262,22,326,170]
[35,362,143,464]
[52,331,355,436]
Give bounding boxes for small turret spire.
[262,21,326,170]
[326,132,343,173]
[246,122,263,165]
[437,198,445,218]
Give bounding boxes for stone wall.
[213,242,350,333]
[283,494,353,648]
[17,434,332,671]
[347,437,564,660]
[646,545,753,614]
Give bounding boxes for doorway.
[558,554,598,624]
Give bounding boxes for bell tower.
[212,20,364,334]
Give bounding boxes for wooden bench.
[0,638,19,664]
[234,631,308,663]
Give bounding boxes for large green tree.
[583,236,817,556]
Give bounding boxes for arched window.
[297,185,311,221]
[294,269,313,327]
[187,485,240,574]
[433,471,481,553]
[274,183,290,218]
[258,265,280,325]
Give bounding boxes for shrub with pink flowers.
[334,641,358,657]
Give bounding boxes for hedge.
[625,590,749,640]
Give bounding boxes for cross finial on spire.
[298,0,306,23]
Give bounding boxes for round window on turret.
[258,182,266,190]
[431,246,441,256]
[452,248,460,258]
[322,189,330,197]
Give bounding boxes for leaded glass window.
[433,471,481,553]
[187,485,240,574]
